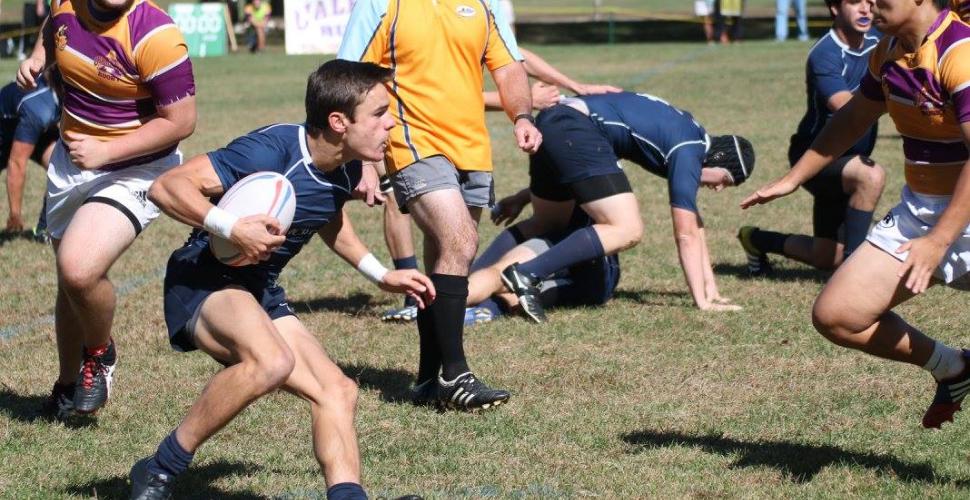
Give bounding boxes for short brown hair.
[305,60,393,133]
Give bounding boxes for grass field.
[3,41,970,499]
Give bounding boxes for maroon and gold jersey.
[50,0,195,168]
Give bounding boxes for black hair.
[305,59,393,133]
[704,135,756,185]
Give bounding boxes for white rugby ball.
[209,171,296,266]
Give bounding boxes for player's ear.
[328,111,349,134]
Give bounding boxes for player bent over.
[738,0,885,274]
[18,0,197,418]
[743,0,970,429]
[499,92,755,321]
[130,61,433,499]
[1,74,59,240]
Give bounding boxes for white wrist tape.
[203,206,239,240]
[356,253,389,284]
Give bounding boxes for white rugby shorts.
[45,140,182,239]
[867,185,970,285]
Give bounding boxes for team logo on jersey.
[55,26,68,51]
[94,50,125,82]
[456,5,476,17]
[915,82,946,123]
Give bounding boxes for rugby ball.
[209,171,296,266]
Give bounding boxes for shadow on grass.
[622,430,970,486]
[0,230,37,247]
[714,263,830,284]
[289,293,379,315]
[612,289,689,307]
[0,388,97,428]
[340,363,414,404]
[64,461,265,499]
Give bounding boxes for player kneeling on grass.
[738,0,885,275]
[383,188,621,327]
[130,60,434,500]
[743,0,970,429]
[498,92,754,322]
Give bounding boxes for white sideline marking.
[0,269,164,341]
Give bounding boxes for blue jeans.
[776,0,808,40]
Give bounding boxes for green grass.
[3,42,970,498]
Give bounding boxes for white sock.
[923,341,965,381]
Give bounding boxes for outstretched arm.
[319,207,435,306]
[672,207,739,311]
[519,47,621,95]
[4,141,38,232]
[741,93,884,209]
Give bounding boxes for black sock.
[415,306,440,384]
[843,207,873,258]
[429,274,471,380]
[750,228,789,255]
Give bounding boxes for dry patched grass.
[2,42,970,498]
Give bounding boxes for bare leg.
[408,189,478,275]
[579,193,643,254]
[782,235,842,270]
[175,287,295,452]
[275,316,361,486]
[843,157,886,213]
[51,239,82,386]
[468,244,539,305]
[55,203,136,352]
[383,195,416,262]
[811,242,934,364]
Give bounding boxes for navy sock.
[477,297,505,318]
[843,206,873,257]
[750,228,789,255]
[393,256,420,307]
[518,227,604,280]
[470,225,526,273]
[392,256,418,270]
[148,430,194,477]
[327,482,368,500]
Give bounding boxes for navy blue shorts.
[529,105,626,202]
[540,254,621,308]
[163,244,296,352]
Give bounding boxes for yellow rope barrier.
[515,6,832,27]
[0,25,40,42]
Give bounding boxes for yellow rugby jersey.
[859,10,970,195]
[50,0,195,168]
[339,0,523,174]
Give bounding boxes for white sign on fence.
[284,0,355,55]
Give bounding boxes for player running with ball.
[743,0,970,429]
[129,60,433,500]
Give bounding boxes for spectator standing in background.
[244,0,271,53]
[777,0,810,41]
[714,0,745,43]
